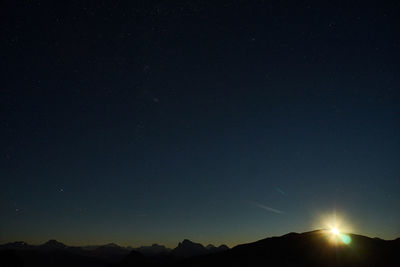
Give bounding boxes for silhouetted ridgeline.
[0,238,227,267]
[1,230,400,267]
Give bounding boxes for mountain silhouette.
[0,240,130,267]
[0,241,34,250]
[38,240,67,250]
[181,230,400,267]
[205,244,229,254]
[115,231,400,267]
[1,231,399,267]
[172,239,209,258]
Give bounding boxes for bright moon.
[316,212,353,245]
[328,227,352,245]
[331,227,340,235]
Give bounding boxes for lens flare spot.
[340,234,351,245]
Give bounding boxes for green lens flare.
[340,234,351,245]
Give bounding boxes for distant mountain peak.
[206,243,229,253]
[173,239,229,258]
[46,239,60,243]
[0,241,33,250]
[218,244,229,250]
[102,243,120,248]
[178,239,203,247]
[173,239,205,257]
[10,241,27,246]
[206,244,215,249]
[181,239,196,245]
[40,239,66,249]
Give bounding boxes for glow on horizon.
[313,211,355,245]
[328,227,352,245]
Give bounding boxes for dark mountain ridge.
[38,239,67,250]
[1,231,399,267]
[117,230,400,267]
[180,230,400,267]
[0,238,227,267]
[172,239,209,258]
[135,244,172,256]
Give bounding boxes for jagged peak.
[40,239,66,249]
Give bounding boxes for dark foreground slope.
[116,230,400,267]
[179,230,400,267]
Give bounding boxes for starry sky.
[1,1,399,247]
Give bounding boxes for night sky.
[1,1,399,247]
